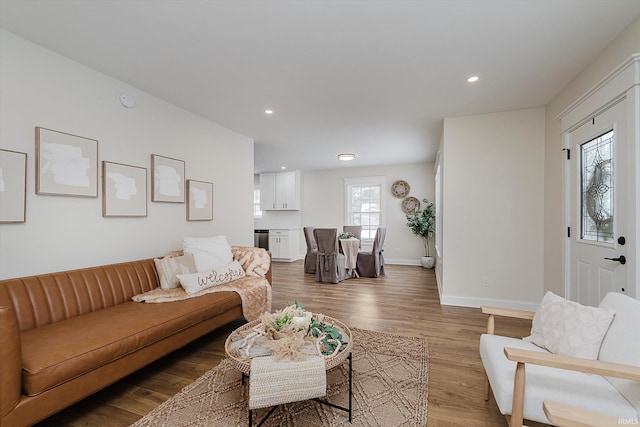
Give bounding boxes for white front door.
[567,100,630,306]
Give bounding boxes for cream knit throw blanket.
[132,276,271,322]
[249,355,327,409]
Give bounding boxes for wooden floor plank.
[34,260,544,426]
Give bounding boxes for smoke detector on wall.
[119,92,135,108]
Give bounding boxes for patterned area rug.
[131,328,429,427]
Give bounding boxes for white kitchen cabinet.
[259,173,276,211]
[269,229,300,261]
[260,171,301,210]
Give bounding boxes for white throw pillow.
[154,253,197,289]
[177,260,246,294]
[183,236,233,272]
[524,291,615,359]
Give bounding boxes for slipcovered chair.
[480,291,640,427]
[342,225,362,248]
[303,226,318,274]
[355,227,386,278]
[314,228,350,284]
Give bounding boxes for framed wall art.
[102,161,147,217]
[0,149,27,223]
[186,179,213,221]
[36,127,98,197]
[151,154,185,203]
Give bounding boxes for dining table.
[339,237,360,278]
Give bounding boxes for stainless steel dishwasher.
[254,229,269,250]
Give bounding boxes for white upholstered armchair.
[479,292,640,427]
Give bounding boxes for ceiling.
[1,1,639,173]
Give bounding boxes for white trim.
[384,258,422,266]
[561,53,640,300]
[562,131,571,298]
[440,295,540,311]
[557,53,640,132]
[342,175,386,186]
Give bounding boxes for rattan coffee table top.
[224,315,353,375]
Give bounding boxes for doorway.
[566,101,630,305]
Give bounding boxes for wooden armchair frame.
[542,400,621,427]
[481,306,640,427]
[482,306,534,403]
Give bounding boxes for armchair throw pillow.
[524,291,615,360]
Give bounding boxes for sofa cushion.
[178,261,246,294]
[480,333,637,423]
[20,291,241,396]
[154,253,197,289]
[598,292,640,415]
[183,235,233,272]
[524,291,615,359]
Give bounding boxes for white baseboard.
[272,256,304,262]
[440,295,539,311]
[384,258,422,266]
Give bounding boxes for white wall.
[300,162,435,264]
[544,16,640,296]
[441,108,545,309]
[0,30,255,279]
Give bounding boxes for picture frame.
[151,154,185,203]
[186,180,213,221]
[0,149,27,223]
[102,161,147,217]
[36,127,98,197]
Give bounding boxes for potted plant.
[405,198,436,268]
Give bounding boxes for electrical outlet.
[482,277,490,287]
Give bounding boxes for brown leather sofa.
[0,246,271,427]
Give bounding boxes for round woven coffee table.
[224,314,354,426]
[225,314,352,373]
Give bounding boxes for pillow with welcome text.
[177,260,245,294]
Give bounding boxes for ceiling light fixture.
[338,153,356,161]
[467,76,479,83]
[280,166,286,170]
[264,109,274,115]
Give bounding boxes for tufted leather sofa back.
[0,258,158,332]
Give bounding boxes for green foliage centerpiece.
[262,301,312,340]
[256,302,348,360]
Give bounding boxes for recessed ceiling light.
[338,153,356,161]
[467,76,479,83]
[265,109,274,115]
[280,166,286,170]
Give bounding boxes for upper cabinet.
[260,170,301,210]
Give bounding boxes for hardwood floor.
[35,261,538,427]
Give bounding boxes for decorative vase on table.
[405,198,436,269]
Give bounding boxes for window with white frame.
[344,176,385,240]
[253,188,262,218]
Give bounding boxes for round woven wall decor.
[391,180,410,198]
[401,196,420,214]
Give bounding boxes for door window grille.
[580,130,614,243]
